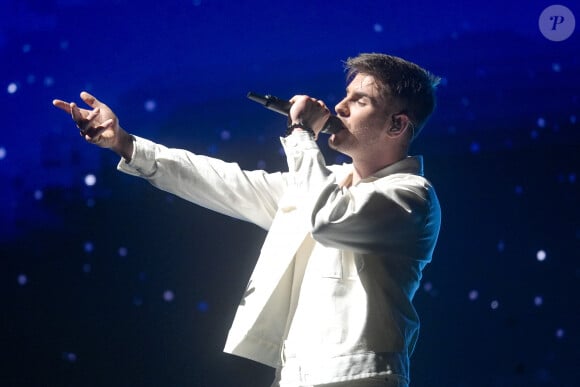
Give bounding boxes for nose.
[335,98,348,117]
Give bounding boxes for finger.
[82,124,106,141]
[80,91,101,108]
[101,118,114,128]
[83,132,102,143]
[289,95,306,104]
[71,103,93,134]
[82,118,112,136]
[319,102,330,113]
[70,102,83,121]
[52,99,72,114]
[312,98,327,109]
[85,107,101,123]
[85,129,102,141]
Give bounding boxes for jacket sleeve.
[117,135,287,230]
[310,174,439,258]
[281,132,439,257]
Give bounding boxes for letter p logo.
[539,5,576,41]
[550,15,566,30]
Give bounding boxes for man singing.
[53,53,441,387]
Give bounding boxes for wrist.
[285,122,314,137]
[112,129,134,161]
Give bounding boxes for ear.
[387,113,412,138]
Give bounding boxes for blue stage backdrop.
[1,1,578,386]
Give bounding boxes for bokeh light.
[536,250,547,262]
[84,174,97,187]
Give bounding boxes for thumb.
[80,91,102,108]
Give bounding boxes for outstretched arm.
[53,91,134,160]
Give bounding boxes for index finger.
[52,99,72,114]
[80,91,103,109]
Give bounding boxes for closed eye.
[354,95,372,107]
[347,92,373,106]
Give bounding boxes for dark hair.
[345,53,440,139]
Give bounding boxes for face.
[330,73,401,158]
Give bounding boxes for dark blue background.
[1,1,578,386]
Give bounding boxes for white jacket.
[118,132,441,385]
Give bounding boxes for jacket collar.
[332,156,424,188]
[355,156,424,185]
[373,155,423,177]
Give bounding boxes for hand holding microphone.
[247,92,344,135]
[288,95,333,136]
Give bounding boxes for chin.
[328,135,339,151]
[328,130,347,150]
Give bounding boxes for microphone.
[247,92,344,134]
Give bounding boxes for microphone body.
[247,92,343,134]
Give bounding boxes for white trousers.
[312,376,407,386]
[271,369,408,387]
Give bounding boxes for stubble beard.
[329,122,384,161]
